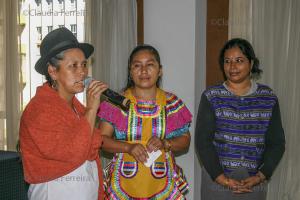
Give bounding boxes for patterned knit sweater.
[195,83,285,180]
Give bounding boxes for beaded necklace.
[125,88,166,142]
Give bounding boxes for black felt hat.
[35,27,94,75]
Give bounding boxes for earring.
[52,80,58,90]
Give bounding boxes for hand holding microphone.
[83,79,108,131]
[84,76,131,111]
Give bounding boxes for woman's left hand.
[146,136,164,152]
[233,175,263,193]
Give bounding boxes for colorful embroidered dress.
[98,88,192,200]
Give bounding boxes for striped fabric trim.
[156,108,166,139]
[108,153,185,200]
[134,101,161,118]
[166,94,185,116]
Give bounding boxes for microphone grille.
[84,76,93,87]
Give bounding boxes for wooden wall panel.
[136,0,144,45]
[206,0,229,87]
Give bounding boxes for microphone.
[84,76,130,111]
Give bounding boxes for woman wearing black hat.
[19,27,107,200]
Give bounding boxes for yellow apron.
[110,88,176,199]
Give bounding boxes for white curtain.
[0,0,21,151]
[85,0,137,92]
[85,0,137,165]
[229,0,300,199]
[228,0,252,41]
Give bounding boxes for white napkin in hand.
[144,150,162,167]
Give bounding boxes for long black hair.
[124,44,162,91]
[219,38,262,79]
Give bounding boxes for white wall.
[194,0,207,198]
[144,0,206,199]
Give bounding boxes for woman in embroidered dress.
[98,44,192,199]
[20,28,107,200]
[195,38,285,200]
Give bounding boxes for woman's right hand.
[127,143,149,163]
[84,80,108,131]
[215,173,242,191]
[86,80,108,111]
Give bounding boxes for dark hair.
[124,44,162,91]
[219,38,262,79]
[45,51,65,86]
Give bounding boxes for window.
[46,0,52,5]
[58,0,64,9]
[70,0,76,9]
[58,25,65,28]
[47,26,53,33]
[35,0,41,6]
[70,24,77,32]
[36,26,42,40]
[20,0,86,107]
[70,24,77,37]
